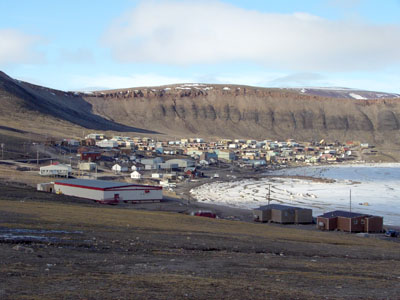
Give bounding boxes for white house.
[130,171,141,179]
[78,162,97,171]
[112,164,128,173]
[96,139,118,148]
[39,164,71,177]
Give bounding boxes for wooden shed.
[253,204,313,224]
[317,211,383,233]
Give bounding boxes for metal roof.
[54,179,157,189]
[257,204,309,211]
[318,210,367,218]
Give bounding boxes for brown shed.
[254,204,313,224]
[317,211,383,233]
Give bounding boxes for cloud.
[59,48,94,64]
[70,73,196,90]
[0,29,44,65]
[102,0,400,72]
[270,72,325,86]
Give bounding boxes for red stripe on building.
[54,182,162,191]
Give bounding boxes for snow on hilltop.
[291,87,400,100]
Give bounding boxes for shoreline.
[183,162,400,228]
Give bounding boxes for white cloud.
[70,73,196,90]
[270,72,325,86]
[102,0,400,72]
[0,29,44,65]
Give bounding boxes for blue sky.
[1,0,400,92]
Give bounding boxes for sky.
[1,0,400,92]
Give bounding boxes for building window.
[361,219,365,225]
[354,219,358,225]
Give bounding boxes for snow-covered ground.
[190,164,400,225]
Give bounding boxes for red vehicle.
[191,210,216,218]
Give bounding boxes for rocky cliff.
[84,84,400,144]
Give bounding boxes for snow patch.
[349,93,367,100]
[190,164,400,225]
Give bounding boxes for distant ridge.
[1,71,400,145]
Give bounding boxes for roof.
[257,204,309,211]
[184,167,196,172]
[318,210,367,219]
[40,164,71,170]
[54,179,160,190]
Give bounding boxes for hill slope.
[0,71,156,137]
[1,72,400,146]
[84,83,400,145]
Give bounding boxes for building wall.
[271,209,295,224]
[317,217,337,230]
[104,188,162,201]
[337,217,351,232]
[337,216,365,232]
[37,183,54,193]
[295,209,313,224]
[54,184,104,200]
[253,209,271,222]
[366,217,383,233]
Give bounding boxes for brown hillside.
[1,72,400,146]
[85,84,400,145]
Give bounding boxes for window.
[361,219,365,225]
[354,219,358,225]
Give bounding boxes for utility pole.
[267,183,271,205]
[349,189,352,213]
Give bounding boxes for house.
[317,210,383,233]
[85,133,105,140]
[164,159,195,169]
[53,179,162,203]
[253,204,313,224]
[37,182,55,193]
[200,151,218,161]
[78,162,97,171]
[62,139,80,146]
[111,163,129,173]
[82,138,96,146]
[217,150,236,161]
[141,157,164,170]
[80,151,101,162]
[96,139,118,148]
[184,167,197,178]
[39,164,71,177]
[130,171,142,179]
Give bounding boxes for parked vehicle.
[385,230,399,237]
[190,210,216,218]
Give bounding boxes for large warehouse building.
[53,179,162,203]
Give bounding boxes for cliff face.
[84,84,400,144]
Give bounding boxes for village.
[22,132,389,236]
[37,133,367,183]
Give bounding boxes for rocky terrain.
[2,71,400,147]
